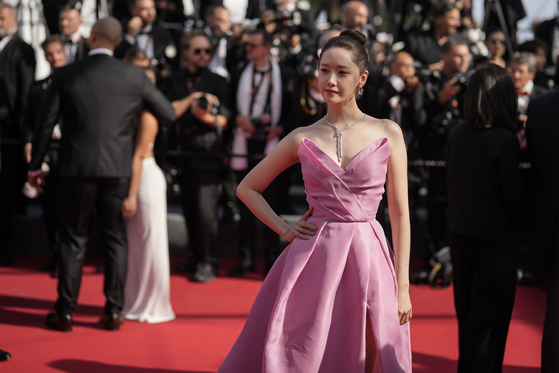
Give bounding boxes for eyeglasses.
[246,42,263,49]
[489,39,506,45]
[194,48,212,55]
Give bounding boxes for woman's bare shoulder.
[363,116,404,143]
[285,121,324,145]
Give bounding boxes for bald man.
[340,1,376,46]
[28,17,176,332]
[341,1,369,32]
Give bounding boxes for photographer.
[364,51,426,151]
[422,35,472,255]
[230,29,294,277]
[163,29,230,283]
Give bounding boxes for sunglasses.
[194,48,212,55]
[489,39,506,45]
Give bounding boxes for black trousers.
[0,142,26,261]
[179,170,220,265]
[55,176,129,316]
[449,232,518,373]
[40,148,60,259]
[542,234,559,373]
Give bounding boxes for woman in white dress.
[120,109,175,323]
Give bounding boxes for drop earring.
[357,86,364,95]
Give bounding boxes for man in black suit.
[229,29,294,276]
[534,12,559,88]
[24,35,67,275]
[28,17,176,332]
[164,29,230,283]
[114,0,178,78]
[59,4,89,64]
[0,2,36,266]
[526,89,559,373]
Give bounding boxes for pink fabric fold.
[218,137,411,373]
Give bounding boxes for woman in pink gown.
[219,30,412,372]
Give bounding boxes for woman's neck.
[324,99,364,128]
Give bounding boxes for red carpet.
[0,258,545,373]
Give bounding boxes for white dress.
[122,157,175,323]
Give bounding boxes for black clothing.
[526,90,559,373]
[449,232,518,373]
[68,37,89,63]
[30,52,175,316]
[403,29,443,69]
[535,18,559,84]
[484,0,525,49]
[446,122,524,242]
[0,35,35,263]
[446,122,524,373]
[114,25,179,73]
[30,54,175,175]
[361,75,426,151]
[25,76,61,262]
[163,66,230,265]
[246,0,275,19]
[164,67,230,170]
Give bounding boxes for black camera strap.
[249,64,274,117]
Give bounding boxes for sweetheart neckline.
[300,137,389,172]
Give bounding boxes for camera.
[251,118,269,142]
[196,96,209,110]
[452,70,474,88]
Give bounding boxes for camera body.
[251,118,269,142]
[196,96,209,110]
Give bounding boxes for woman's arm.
[121,111,159,220]
[384,120,413,325]
[237,131,316,242]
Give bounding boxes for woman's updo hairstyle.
[320,29,369,74]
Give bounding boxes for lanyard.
[249,64,274,116]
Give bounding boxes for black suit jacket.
[0,35,36,138]
[74,38,89,62]
[114,25,178,71]
[24,76,53,144]
[30,53,175,177]
[526,90,559,269]
[446,122,524,243]
[535,19,559,81]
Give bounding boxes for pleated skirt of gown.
[122,157,175,323]
[217,217,412,373]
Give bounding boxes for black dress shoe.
[193,262,216,282]
[229,259,254,277]
[0,349,11,362]
[45,312,72,332]
[104,313,124,331]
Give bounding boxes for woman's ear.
[360,70,369,86]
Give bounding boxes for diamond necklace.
[323,114,366,162]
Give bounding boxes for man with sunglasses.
[164,29,230,283]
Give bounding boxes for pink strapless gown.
[218,137,412,372]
